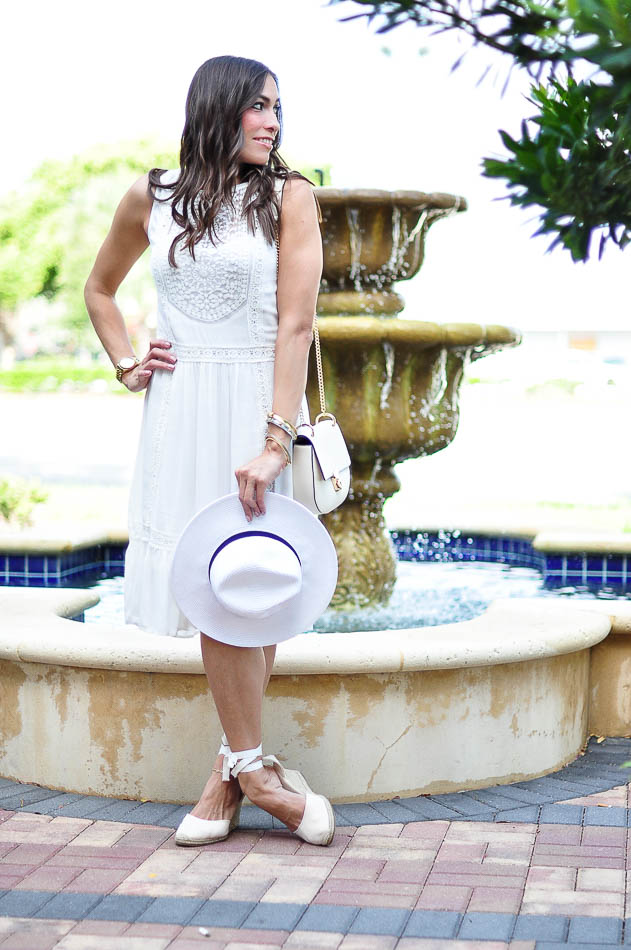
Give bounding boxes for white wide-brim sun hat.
[169,492,338,647]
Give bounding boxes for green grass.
[0,357,121,393]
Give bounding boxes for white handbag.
[274,228,351,515]
[292,319,351,515]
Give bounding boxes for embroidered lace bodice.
[151,184,252,324]
[147,170,280,350]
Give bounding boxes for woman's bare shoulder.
[278,175,320,226]
[280,174,315,201]
[122,174,152,235]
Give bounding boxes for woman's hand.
[235,442,288,523]
[122,339,177,392]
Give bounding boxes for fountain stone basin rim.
[0,587,612,804]
[316,318,520,348]
[316,188,467,209]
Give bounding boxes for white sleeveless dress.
[124,170,295,637]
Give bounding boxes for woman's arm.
[271,176,323,430]
[83,174,176,392]
[235,176,322,521]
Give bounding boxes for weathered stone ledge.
[0,587,610,676]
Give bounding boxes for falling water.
[431,349,449,407]
[338,195,464,295]
[419,349,448,421]
[378,200,462,289]
[383,206,403,283]
[345,207,363,292]
[379,342,395,410]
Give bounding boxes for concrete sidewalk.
[1,739,631,948]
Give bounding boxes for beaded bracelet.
[265,434,292,467]
[266,411,298,442]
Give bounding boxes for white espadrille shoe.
[261,753,335,847]
[175,734,243,847]
[199,745,335,848]
[174,804,242,847]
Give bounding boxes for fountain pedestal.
[324,464,400,609]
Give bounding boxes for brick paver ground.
[2,738,631,947]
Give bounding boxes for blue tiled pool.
[0,544,125,588]
[393,530,631,591]
[2,532,630,596]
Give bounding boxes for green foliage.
[0,139,178,347]
[0,356,122,393]
[329,0,631,76]
[330,0,570,70]
[330,0,631,261]
[0,144,333,351]
[298,164,334,186]
[0,476,48,527]
[484,78,631,260]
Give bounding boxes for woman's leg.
[263,643,276,692]
[191,635,304,830]
[201,635,266,749]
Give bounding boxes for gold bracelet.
[266,411,298,442]
[265,434,291,467]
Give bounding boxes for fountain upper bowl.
[315,187,467,296]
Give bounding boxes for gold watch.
[115,356,140,382]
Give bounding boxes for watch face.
[119,357,136,370]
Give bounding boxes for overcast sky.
[2,0,629,331]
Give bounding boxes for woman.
[84,55,333,846]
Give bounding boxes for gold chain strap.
[275,230,326,415]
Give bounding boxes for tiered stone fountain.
[308,188,520,609]
[2,186,600,807]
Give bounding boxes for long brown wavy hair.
[148,55,318,268]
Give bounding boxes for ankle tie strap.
[222,744,263,782]
[219,733,231,757]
